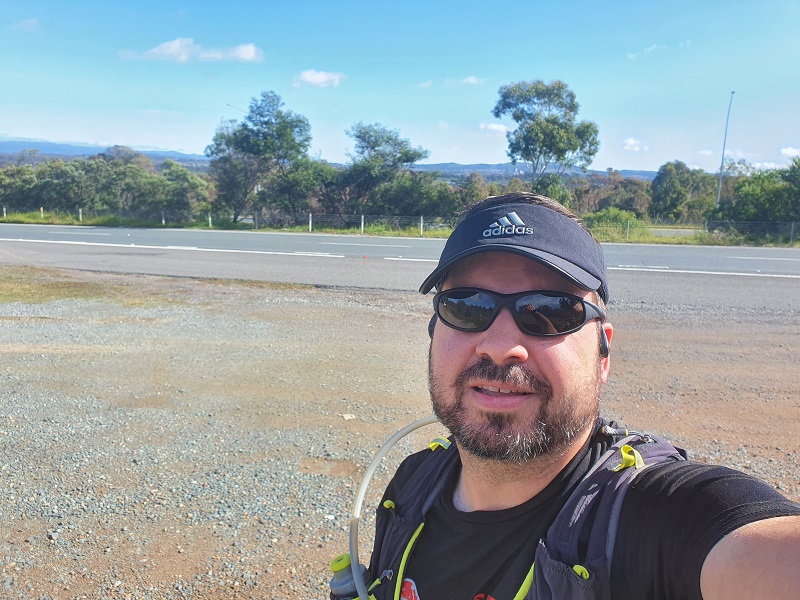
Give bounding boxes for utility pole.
[715,91,735,210]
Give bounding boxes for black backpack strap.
[540,429,685,597]
[390,436,459,518]
[367,437,460,596]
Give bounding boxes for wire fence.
[243,213,460,235]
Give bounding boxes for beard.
[429,352,601,464]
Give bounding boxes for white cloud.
[296,69,346,88]
[699,149,713,156]
[444,75,486,87]
[780,147,800,158]
[199,43,262,62]
[752,162,781,171]
[622,137,647,152]
[416,80,433,88]
[121,38,264,63]
[480,123,509,135]
[144,38,198,63]
[628,43,665,59]
[13,18,40,31]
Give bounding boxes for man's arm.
[700,515,800,599]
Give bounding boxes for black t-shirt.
[383,426,800,600]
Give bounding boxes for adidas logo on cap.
[482,211,534,237]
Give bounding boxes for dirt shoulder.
[1,267,798,599]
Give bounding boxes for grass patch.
[194,278,315,292]
[591,230,709,245]
[256,224,453,237]
[0,267,119,303]
[0,266,317,306]
[0,212,187,228]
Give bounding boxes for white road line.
[618,264,670,269]
[610,266,800,279]
[384,257,439,263]
[0,238,344,258]
[729,256,800,262]
[320,242,411,248]
[48,231,112,236]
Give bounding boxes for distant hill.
[0,140,208,162]
[415,162,657,181]
[0,139,657,180]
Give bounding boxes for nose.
[474,306,530,365]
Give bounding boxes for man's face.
[428,252,613,463]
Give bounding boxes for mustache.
[453,357,552,396]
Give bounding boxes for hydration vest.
[349,424,686,600]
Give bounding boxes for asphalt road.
[2,223,800,311]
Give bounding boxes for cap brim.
[418,245,602,295]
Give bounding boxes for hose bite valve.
[329,553,370,599]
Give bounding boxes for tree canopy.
[492,80,599,186]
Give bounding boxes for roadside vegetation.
[2,82,798,247]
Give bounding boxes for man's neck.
[452,429,592,512]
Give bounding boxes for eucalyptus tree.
[206,91,312,221]
[340,122,429,214]
[205,120,265,223]
[492,79,599,187]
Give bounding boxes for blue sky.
[1,0,798,172]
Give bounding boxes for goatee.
[429,354,600,463]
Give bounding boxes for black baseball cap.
[419,201,609,302]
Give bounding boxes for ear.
[428,314,437,338]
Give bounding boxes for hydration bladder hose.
[347,414,440,600]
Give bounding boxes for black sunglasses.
[433,288,606,337]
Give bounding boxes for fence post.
[40,207,44,219]
[420,216,424,237]
[791,222,795,244]
[361,214,365,235]
[208,212,212,228]
[3,207,5,217]
[161,210,166,226]
[308,212,312,233]
[79,208,82,222]
[626,220,630,240]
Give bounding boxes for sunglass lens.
[438,291,497,331]
[515,294,585,335]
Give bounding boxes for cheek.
[539,335,600,377]
[433,326,468,356]
[431,330,474,376]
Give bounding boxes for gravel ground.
[1,266,798,599]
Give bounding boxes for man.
[363,192,800,600]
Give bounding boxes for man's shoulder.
[610,458,800,598]
[623,458,800,521]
